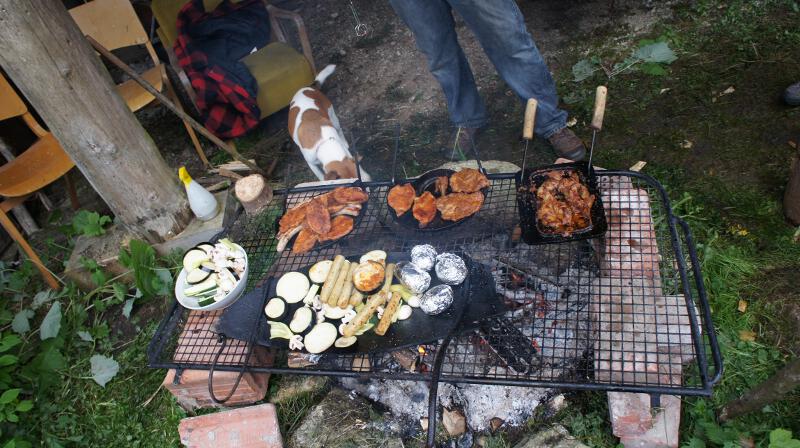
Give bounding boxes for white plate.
[174,243,249,311]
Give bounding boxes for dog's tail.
[311,64,336,88]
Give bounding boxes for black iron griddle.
[254,252,505,354]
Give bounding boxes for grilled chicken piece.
[534,170,594,236]
[278,201,309,236]
[387,183,415,217]
[436,192,484,221]
[331,186,369,204]
[319,215,354,241]
[449,168,490,193]
[412,191,437,228]
[305,197,331,235]
[292,228,319,254]
[435,176,449,197]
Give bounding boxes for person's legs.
[448,0,568,138]
[389,0,487,128]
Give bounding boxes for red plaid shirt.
[174,0,263,139]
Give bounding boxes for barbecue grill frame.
[148,170,722,398]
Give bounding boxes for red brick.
[179,403,283,448]
[164,346,273,410]
[612,394,681,448]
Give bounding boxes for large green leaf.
[770,429,800,448]
[633,41,677,64]
[89,355,119,387]
[11,309,34,334]
[71,211,111,237]
[39,302,62,341]
[572,59,598,82]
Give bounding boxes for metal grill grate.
[148,171,721,396]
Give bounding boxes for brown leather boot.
[548,128,586,161]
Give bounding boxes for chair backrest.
[69,0,159,64]
[0,72,28,122]
[151,0,227,47]
[0,72,47,138]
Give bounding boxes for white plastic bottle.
[179,166,218,221]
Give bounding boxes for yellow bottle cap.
[178,166,192,186]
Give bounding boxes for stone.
[290,388,396,448]
[154,190,237,256]
[269,375,328,405]
[442,408,466,437]
[513,425,588,448]
[610,393,681,448]
[63,224,134,291]
[419,417,428,432]
[550,394,567,413]
[489,417,504,433]
[178,403,282,447]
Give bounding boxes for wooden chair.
[0,72,77,290]
[69,0,212,168]
[150,0,316,121]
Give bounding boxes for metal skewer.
[588,86,607,173]
[521,98,538,176]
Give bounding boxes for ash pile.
[341,233,597,432]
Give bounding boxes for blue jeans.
[389,0,568,138]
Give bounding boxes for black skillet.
[515,87,609,245]
[387,125,491,231]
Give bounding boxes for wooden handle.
[591,86,608,131]
[522,98,537,140]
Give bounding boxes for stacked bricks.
[592,180,697,448]
[163,310,272,410]
[178,403,283,447]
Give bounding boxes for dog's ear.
[324,159,358,180]
[324,169,339,180]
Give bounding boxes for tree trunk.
[0,0,190,243]
[719,358,800,422]
[785,150,800,225]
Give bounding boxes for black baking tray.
[515,161,607,244]
[390,168,490,232]
[259,251,505,354]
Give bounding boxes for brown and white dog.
[288,65,370,181]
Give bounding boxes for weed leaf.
[770,429,800,448]
[122,299,134,320]
[90,354,119,387]
[40,302,62,341]
[77,331,94,342]
[0,334,21,353]
[572,59,597,82]
[640,62,668,76]
[634,41,677,64]
[0,355,18,367]
[31,290,53,310]
[0,388,20,404]
[11,309,34,334]
[71,211,111,237]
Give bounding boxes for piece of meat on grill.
[436,191,484,222]
[319,215,355,241]
[434,176,449,197]
[278,200,309,236]
[449,168,490,193]
[412,191,437,228]
[331,186,369,204]
[534,170,594,236]
[387,183,415,217]
[292,228,319,254]
[305,197,331,235]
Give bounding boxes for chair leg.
[164,78,212,169]
[64,170,79,210]
[0,209,60,290]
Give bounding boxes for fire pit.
[148,170,721,441]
